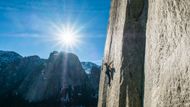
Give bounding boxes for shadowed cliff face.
[18,52,88,102]
[0,51,99,107]
[98,0,147,107]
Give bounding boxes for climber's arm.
[108,61,113,66]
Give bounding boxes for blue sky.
[0,0,110,64]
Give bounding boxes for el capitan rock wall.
[98,0,147,107]
[98,0,190,107]
[144,0,190,107]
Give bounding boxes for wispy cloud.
[0,32,48,38]
[0,6,20,11]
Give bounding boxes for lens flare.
[53,23,82,51]
[58,27,78,47]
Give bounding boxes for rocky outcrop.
[144,0,190,107]
[0,51,98,107]
[98,0,190,107]
[98,0,147,107]
[18,51,89,103]
[0,51,23,96]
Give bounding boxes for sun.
[54,23,82,50]
[59,28,77,46]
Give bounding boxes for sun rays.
[56,24,81,49]
[50,22,83,51]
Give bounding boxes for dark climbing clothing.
[106,70,111,86]
[105,64,111,86]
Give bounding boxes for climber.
[104,61,113,86]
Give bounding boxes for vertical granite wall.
[144,0,190,107]
[98,0,147,106]
[98,0,190,107]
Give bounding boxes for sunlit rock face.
[98,0,147,107]
[144,0,190,107]
[98,0,190,107]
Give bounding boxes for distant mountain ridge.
[0,50,100,107]
[81,62,101,98]
[0,50,22,64]
[81,62,100,74]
